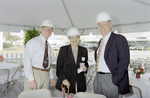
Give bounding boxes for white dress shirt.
[97,31,111,73]
[23,34,54,81]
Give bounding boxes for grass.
[0,46,59,54]
[0,46,25,53]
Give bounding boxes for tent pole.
[62,29,67,36]
[62,0,74,27]
[80,29,84,35]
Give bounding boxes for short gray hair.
[68,35,80,39]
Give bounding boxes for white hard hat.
[41,20,53,27]
[67,27,80,37]
[96,11,112,23]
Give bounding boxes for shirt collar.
[40,34,47,42]
[103,31,111,45]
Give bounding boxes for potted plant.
[23,27,40,46]
[133,63,145,79]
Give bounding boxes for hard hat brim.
[96,18,112,23]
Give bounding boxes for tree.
[3,32,21,46]
[3,32,12,42]
[12,35,21,46]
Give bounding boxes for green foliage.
[3,42,12,48]
[78,39,82,46]
[23,27,40,46]
[13,35,21,41]
[3,32,21,44]
[3,32,13,42]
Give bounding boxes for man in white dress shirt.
[23,20,55,91]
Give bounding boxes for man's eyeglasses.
[43,27,53,32]
[98,22,108,27]
[97,21,111,27]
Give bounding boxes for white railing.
[0,51,95,65]
[51,52,58,61]
[0,53,23,64]
[88,51,95,62]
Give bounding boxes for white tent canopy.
[0,0,150,35]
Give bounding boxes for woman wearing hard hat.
[56,27,89,95]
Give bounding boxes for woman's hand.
[63,79,70,88]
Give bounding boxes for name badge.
[82,57,85,61]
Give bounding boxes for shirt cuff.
[28,75,34,82]
[49,68,54,79]
[50,75,54,79]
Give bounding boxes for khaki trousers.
[24,69,50,91]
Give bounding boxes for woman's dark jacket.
[56,45,89,94]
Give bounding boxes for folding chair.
[130,59,134,65]
[132,62,141,68]
[123,85,142,98]
[9,65,24,95]
[86,64,96,89]
[144,63,150,67]
[134,60,142,63]
[74,92,106,98]
[133,61,142,66]
[137,58,145,61]
[18,89,52,98]
[0,69,10,98]
[145,61,150,64]
[130,63,140,69]
[146,57,150,59]
[145,67,150,73]
[130,64,136,69]
[136,59,145,63]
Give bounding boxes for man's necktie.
[43,40,49,69]
[96,37,104,72]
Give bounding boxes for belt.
[98,72,110,74]
[32,67,49,72]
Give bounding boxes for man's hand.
[63,79,70,88]
[82,66,87,72]
[50,78,56,86]
[29,80,37,90]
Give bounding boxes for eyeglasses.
[97,21,110,27]
[98,22,108,27]
[43,27,53,32]
[69,36,79,40]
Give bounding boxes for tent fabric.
[0,0,150,35]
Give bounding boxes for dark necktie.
[43,40,49,69]
[96,37,104,72]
